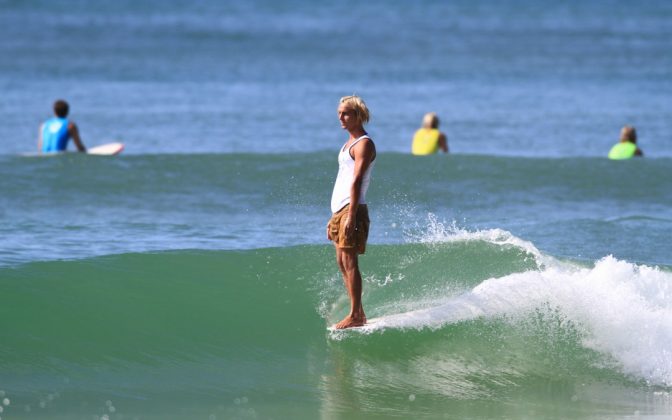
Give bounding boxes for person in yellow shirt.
[608,125,643,160]
[412,112,448,155]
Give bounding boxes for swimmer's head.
[422,112,439,129]
[53,100,69,118]
[339,95,370,126]
[620,125,637,143]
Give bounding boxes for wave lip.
[403,214,558,268]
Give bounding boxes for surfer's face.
[338,104,359,131]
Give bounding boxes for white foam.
[351,254,672,386]
[335,217,672,385]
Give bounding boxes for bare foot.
[335,314,366,329]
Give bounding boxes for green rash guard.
[608,142,637,160]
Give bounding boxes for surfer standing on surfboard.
[38,99,87,153]
[327,95,376,329]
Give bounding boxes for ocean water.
[1,1,671,419]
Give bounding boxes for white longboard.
[87,142,124,155]
[327,296,481,335]
[327,317,384,333]
[23,142,125,157]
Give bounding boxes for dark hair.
[53,100,69,118]
[620,125,637,143]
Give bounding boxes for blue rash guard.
[41,117,71,152]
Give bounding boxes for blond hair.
[620,125,637,143]
[422,112,439,129]
[339,95,370,125]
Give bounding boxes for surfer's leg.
[335,247,354,307]
[335,248,366,329]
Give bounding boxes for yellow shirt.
[412,128,440,155]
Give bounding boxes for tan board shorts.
[328,204,370,254]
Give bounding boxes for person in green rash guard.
[608,125,643,160]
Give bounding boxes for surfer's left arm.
[68,122,86,152]
[439,132,448,153]
[344,139,375,238]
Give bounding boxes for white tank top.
[330,135,375,213]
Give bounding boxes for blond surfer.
[327,95,376,329]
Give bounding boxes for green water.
[1,241,670,419]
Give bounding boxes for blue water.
[1,1,671,419]
[2,0,671,157]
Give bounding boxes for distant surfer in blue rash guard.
[327,95,376,329]
[38,99,86,153]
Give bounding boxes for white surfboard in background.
[86,142,125,155]
[23,142,125,157]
